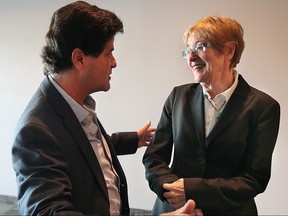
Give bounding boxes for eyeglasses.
[182,42,212,59]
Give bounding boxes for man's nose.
[111,56,117,68]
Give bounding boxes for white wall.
[1,0,287,214]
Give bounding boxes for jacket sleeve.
[12,123,84,216]
[111,132,138,155]
[142,88,179,201]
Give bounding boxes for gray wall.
[1,0,287,214]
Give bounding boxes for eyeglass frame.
[182,42,212,59]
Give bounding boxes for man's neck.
[50,71,87,106]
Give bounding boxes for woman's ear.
[225,42,236,62]
[72,48,85,71]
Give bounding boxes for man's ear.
[72,48,85,71]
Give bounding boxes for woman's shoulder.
[173,82,201,91]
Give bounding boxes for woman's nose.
[187,51,199,62]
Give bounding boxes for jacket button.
[198,157,205,165]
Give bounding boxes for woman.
[143,16,280,215]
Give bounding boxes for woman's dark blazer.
[143,75,280,215]
[12,77,138,216]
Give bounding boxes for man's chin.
[93,85,111,93]
[103,85,111,92]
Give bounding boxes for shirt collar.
[48,75,92,123]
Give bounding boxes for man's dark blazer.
[143,75,280,215]
[12,77,138,215]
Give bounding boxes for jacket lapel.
[189,84,206,150]
[40,77,109,202]
[206,75,254,146]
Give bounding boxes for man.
[12,1,155,215]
